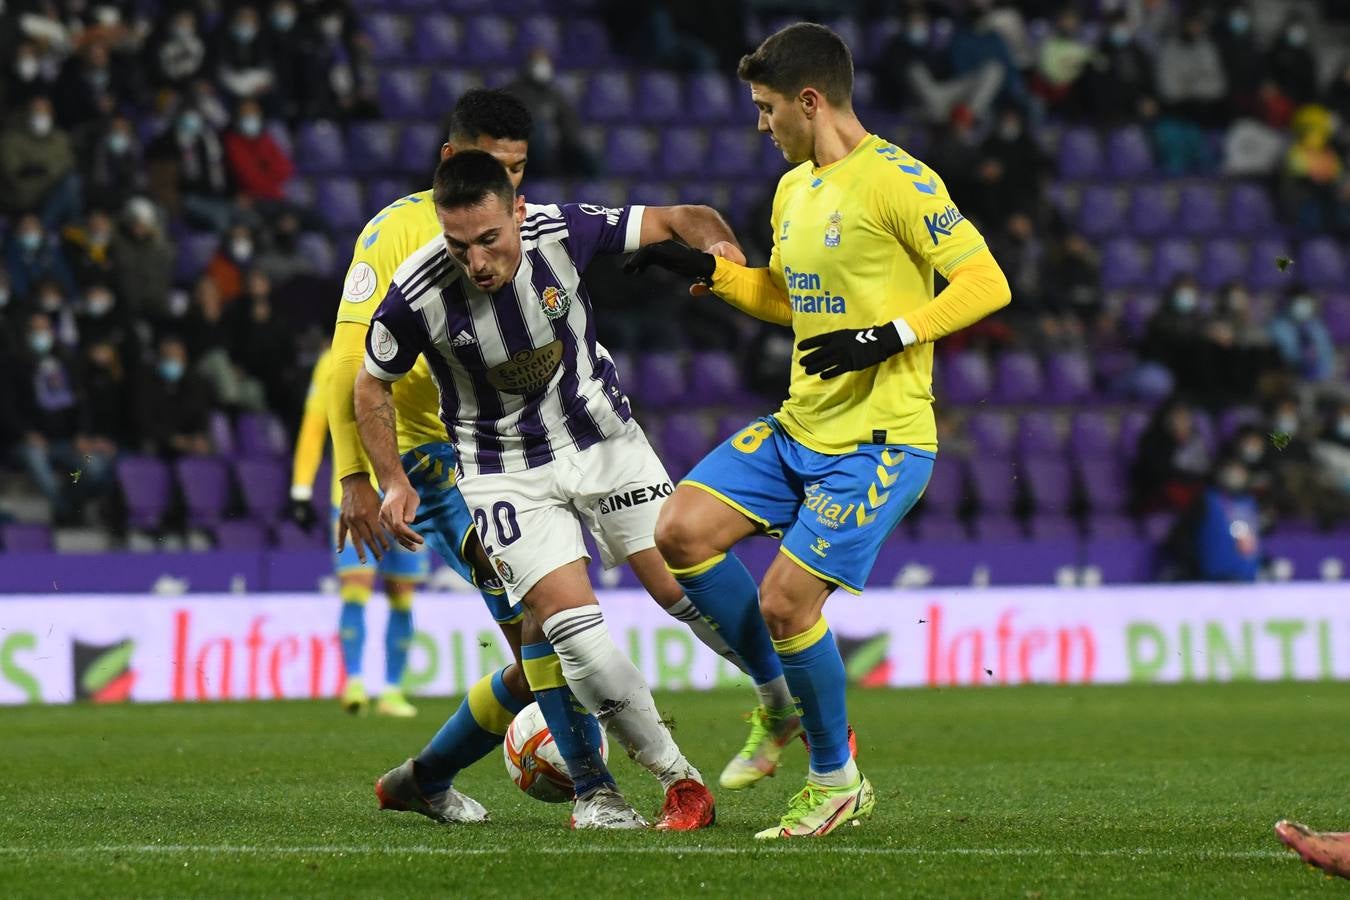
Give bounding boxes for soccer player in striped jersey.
[629,23,1012,837]
[356,150,742,830]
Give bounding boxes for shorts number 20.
[474,501,521,555]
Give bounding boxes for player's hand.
[798,323,906,380]
[689,241,745,297]
[379,479,425,553]
[623,240,716,282]
[338,474,389,563]
[286,498,318,533]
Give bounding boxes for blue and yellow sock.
[415,666,527,794]
[774,617,851,776]
[338,582,370,678]
[384,582,415,689]
[670,552,784,686]
[522,640,612,797]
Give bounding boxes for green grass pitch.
[4,682,1348,898]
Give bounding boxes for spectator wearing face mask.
[1144,276,1206,390]
[1269,287,1337,383]
[305,6,378,121]
[136,334,213,458]
[1155,10,1228,128]
[77,339,133,464]
[212,5,276,105]
[948,2,1028,112]
[1262,396,1341,525]
[206,224,257,304]
[5,42,56,110]
[1225,425,1278,508]
[61,208,118,287]
[1132,398,1214,515]
[54,43,124,130]
[110,197,175,324]
[1033,5,1093,113]
[1213,4,1264,119]
[75,280,138,367]
[81,115,146,211]
[253,211,315,284]
[0,95,81,228]
[505,49,597,178]
[4,213,75,299]
[147,9,207,90]
[1081,13,1157,126]
[147,104,233,232]
[223,98,293,206]
[1171,457,1262,582]
[971,106,1048,225]
[180,275,267,412]
[1312,401,1350,506]
[876,6,1006,123]
[229,268,295,414]
[263,0,305,121]
[1267,16,1319,106]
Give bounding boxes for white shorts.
[455,419,673,599]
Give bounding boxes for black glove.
[287,497,318,532]
[622,240,715,281]
[798,324,905,380]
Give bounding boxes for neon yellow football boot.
[754,774,875,839]
[376,687,418,718]
[341,676,368,715]
[719,705,803,790]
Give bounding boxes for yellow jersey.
[711,133,1009,455]
[328,189,449,484]
[290,347,372,506]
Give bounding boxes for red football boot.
[654,778,716,831]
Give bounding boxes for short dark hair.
[448,88,532,145]
[432,149,515,212]
[737,23,853,107]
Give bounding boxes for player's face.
[439,193,527,293]
[440,138,530,189]
[750,83,812,164]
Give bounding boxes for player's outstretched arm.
[352,370,424,555]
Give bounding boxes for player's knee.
[502,663,532,704]
[654,505,704,569]
[758,586,797,638]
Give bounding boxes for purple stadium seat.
[283,176,314,208]
[911,517,969,542]
[1023,458,1073,514]
[295,121,346,175]
[347,122,399,175]
[967,412,1015,459]
[426,70,482,117]
[1043,352,1092,403]
[363,13,409,62]
[397,122,441,177]
[1101,238,1149,289]
[234,458,288,523]
[687,351,744,401]
[706,128,759,178]
[1178,183,1223,235]
[1105,126,1153,179]
[970,460,1017,516]
[973,515,1025,541]
[604,128,655,177]
[367,177,411,207]
[1017,411,1066,458]
[562,19,609,60]
[209,413,234,456]
[378,69,428,118]
[515,15,560,56]
[635,72,682,124]
[1245,237,1296,291]
[1070,411,1117,459]
[1077,186,1125,239]
[1077,458,1128,513]
[659,128,707,178]
[1057,128,1102,180]
[994,352,1043,404]
[1323,293,1350,344]
[1226,183,1275,236]
[174,456,231,528]
[1141,512,1177,542]
[1120,293,1157,341]
[1265,535,1350,580]
[1089,513,1137,539]
[215,520,268,551]
[686,73,738,124]
[236,412,288,458]
[175,232,218,283]
[1,523,53,552]
[461,16,515,65]
[938,351,992,405]
[583,71,633,123]
[274,520,325,550]
[1298,238,1347,289]
[659,413,713,480]
[1083,537,1155,582]
[1126,185,1173,237]
[633,352,686,409]
[1218,406,1261,439]
[297,232,337,277]
[117,456,172,530]
[1198,238,1247,289]
[629,182,678,208]
[414,15,460,62]
[314,178,365,231]
[1151,238,1200,288]
[917,459,966,515]
[1028,514,1079,540]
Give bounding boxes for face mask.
[86,292,114,316]
[1291,297,1316,321]
[998,121,1021,140]
[87,68,110,90]
[1338,418,1350,441]
[321,16,342,39]
[272,9,296,31]
[107,131,130,154]
[528,58,553,83]
[1275,414,1299,436]
[1109,25,1131,47]
[1172,287,1197,313]
[30,113,52,137]
[1287,25,1308,46]
[158,358,185,383]
[1240,442,1263,465]
[16,56,39,80]
[89,227,111,247]
[231,238,254,262]
[28,331,54,355]
[1218,468,1247,494]
[233,23,258,42]
[173,21,194,40]
[1229,11,1250,34]
[908,24,929,44]
[239,116,263,138]
[18,231,42,252]
[177,112,202,139]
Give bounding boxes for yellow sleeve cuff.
[709,257,792,326]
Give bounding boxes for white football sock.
[809,757,859,788]
[757,675,795,713]
[543,606,702,789]
[663,596,751,676]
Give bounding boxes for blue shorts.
[402,442,522,625]
[333,509,429,583]
[683,416,934,594]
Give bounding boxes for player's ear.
[440,142,453,161]
[514,194,526,225]
[799,88,820,119]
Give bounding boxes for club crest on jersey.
[824,210,843,248]
[540,285,571,320]
[493,557,515,583]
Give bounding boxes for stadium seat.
[994,352,1043,404]
[1178,183,1224,235]
[635,72,683,124]
[363,12,410,62]
[967,411,1015,459]
[1121,292,1159,340]
[515,15,560,56]
[1217,406,1261,439]
[1016,411,1066,459]
[1226,183,1276,236]
[1056,128,1102,180]
[1088,513,1138,539]
[1298,237,1346,289]
[234,458,289,523]
[1117,409,1151,462]
[116,456,173,531]
[175,232,218,284]
[604,127,656,177]
[1028,514,1080,540]
[1126,185,1173,237]
[1100,238,1149,289]
[1023,458,1073,514]
[283,176,314,208]
[413,16,460,62]
[274,520,326,550]
[1105,126,1153,179]
[1198,238,1248,289]
[295,121,347,174]
[1069,411,1117,460]
[562,18,610,60]
[1151,238,1200,289]
[1,523,53,552]
[970,459,1018,517]
[911,516,969,542]
[1077,186,1125,239]
[378,69,428,118]
[686,73,738,124]
[314,178,366,230]
[1043,352,1092,403]
[973,514,1025,541]
[937,351,993,405]
[706,128,760,178]
[236,412,289,458]
[1323,293,1350,344]
[215,520,268,551]
[297,233,337,277]
[916,458,966,516]
[461,16,515,65]
[174,456,232,528]
[398,122,441,177]
[426,70,483,117]
[1077,458,1129,514]
[1245,237,1295,291]
[583,71,633,122]
[629,182,679,208]
[659,128,707,178]
[686,351,746,402]
[658,413,714,481]
[1083,537,1155,582]
[632,352,686,409]
[347,122,400,174]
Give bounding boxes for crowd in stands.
[0,0,1345,583]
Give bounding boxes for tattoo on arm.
[354,374,405,490]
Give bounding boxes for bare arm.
[639,204,739,252]
[354,369,407,493]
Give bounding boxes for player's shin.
[522,639,614,797]
[338,580,370,678]
[773,617,856,786]
[542,607,700,788]
[662,595,751,676]
[415,666,526,794]
[669,553,793,711]
[384,582,415,689]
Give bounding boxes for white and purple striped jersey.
[364,202,646,476]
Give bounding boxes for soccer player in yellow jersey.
[630,23,1011,838]
[291,344,427,718]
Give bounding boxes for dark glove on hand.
[287,497,318,532]
[798,323,905,380]
[622,240,716,281]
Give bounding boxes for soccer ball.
[503,701,608,803]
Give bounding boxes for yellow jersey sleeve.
[708,182,793,324]
[290,348,332,501]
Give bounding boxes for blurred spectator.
[53,43,124,130]
[988,212,1046,320]
[1268,286,1337,383]
[147,105,234,231]
[1131,398,1212,514]
[1266,16,1319,106]
[1044,231,1101,324]
[76,280,139,369]
[212,5,276,105]
[180,276,266,412]
[1174,457,1262,582]
[5,42,56,110]
[1226,424,1277,506]
[1081,13,1156,126]
[32,277,79,351]
[600,0,717,72]
[927,107,984,208]
[948,2,1027,112]
[147,8,208,90]
[1326,62,1350,127]
[1033,5,1093,113]
[79,339,134,460]
[1154,10,1227,127]
[1213,4,1263,119]
[971,106,1047,225]
[877,6,1005,123]
[110,197,175,323]
[1143,275,1205,391]
[1312,400,1350,503]
[0,95,81,228]
[61,208,117,287]
[229,269,294,413]
[1207,282,1280,395]
[206,224,258,304]
[306,6,378,121]
[253,211,316,284]
[136,334,213,458]
[5,213,75,298]
[1264,395,1331,523]
[1280,104,1342,233]
[223,98,293,207]
[263,0,306,121]
[80,114,147,211]
[506,50,598,178]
